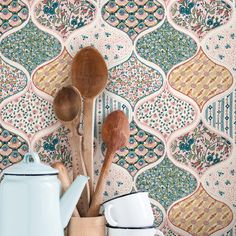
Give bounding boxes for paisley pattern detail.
[169,49,233,110]
[102,121,165,176]
[170,0,233,40]
[106,53,164,107]
[0,124,28,172]
[152,204,164,227]
[136,20,198,74]
[205,160,236,208]
[95,91,130,143]
[1,87,57,139]
[34,126,72,169]
[204,22,236,73]
[136,87,196,139]
[171,120,232,176]
[32,49,72,96]
[67,22,133,68]
[101,0,165,40]
[0,58,27,102]
[0,0,29,35]
[136,156,198,210]
[169,185,233,236]
[34,0,96,39]
[205,89,236,143]
[1,20,62,74]
[160,224,180,236]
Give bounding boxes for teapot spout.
[60,175,89,228]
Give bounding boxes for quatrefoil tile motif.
[205,89,236,143]
[136,87,196,139]
[1,20,62,74]
[106,53,164,107]
[102,121,165,176]
[0,58,27,103]
[34,126,72,169]
[1,87,57,139]
[169,49,233,110]
[0,124,28,172]
[101,0,165,40]
[170,0,233,40]
[169,185,233,236]
[0,0,29,35]
[136,20,197,74]
[67,22,133,68]
[170,120,232,176]
[32,49,72,97]
[136,156,198,210]
[34,0,96,39]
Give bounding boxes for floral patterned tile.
[94,90,131,143]
[106,53,163,108]
[67,21,132,68]
[0,124,28,172]
[152,204,164,228]
[170,0,233,40]
[136,86,196,140]
[34,0,97,39]
[101,0,165,40]
[204,20,236,73]
[170,120,232,176]
[1,86,57,140]
[160,222,180,236]
[102,121,165,176]
[1,20,62,74]
[135,155,198,210]
[0,57,27,103]
[0,0,29,35]
[168,185,233,236]
[205,159,236,208]
[136,20,198,74]
[205,89,236,143]
[169,49,233,111]
[34,125,72,169]
[32,49,72,97]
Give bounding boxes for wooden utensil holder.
[68,216,106,236]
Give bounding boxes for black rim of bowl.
[106,224,155,230]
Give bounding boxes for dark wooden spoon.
[87,110,130,217]
[71,46,108,195]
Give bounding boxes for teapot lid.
[4,152,59,176]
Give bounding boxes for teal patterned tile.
[107,53,164,107]
[136,20,198,74]
[0,0,29,35]
[34,0,96,39]
[0,58,27,102]
[0,124,29,172]
[152,204,164,227]
[170,0,233,40]
[171,120,232,176]
[205,89,236,143]
[1,20,62,74]
[102,0,165,40]
[136,155,198,210]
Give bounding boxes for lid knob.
[24,152,41,164]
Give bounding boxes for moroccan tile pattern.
[0,0,236,235]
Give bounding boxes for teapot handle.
[24,152,41,164]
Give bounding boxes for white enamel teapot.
[0,152,88,236]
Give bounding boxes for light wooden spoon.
[71,46,108,196]
[87,110,130,217]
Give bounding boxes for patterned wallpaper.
[0,0,236,235]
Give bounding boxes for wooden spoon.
[53,86,90,215]
[51,162,79,217]
[71,46,108,195]
[87,110,130,217]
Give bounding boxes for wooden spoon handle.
[83,97,95,196]
[70,128,90,216]
[51,162,80,217]
[86,148,116,217]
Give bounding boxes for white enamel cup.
[106,225,164,236]
[102,192,154,227]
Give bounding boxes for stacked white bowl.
[102,192,164,236]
